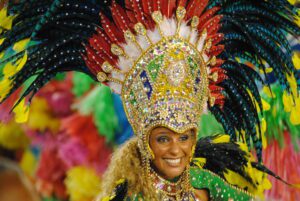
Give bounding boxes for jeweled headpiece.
[83,4,225,140]
[1,0,298,161]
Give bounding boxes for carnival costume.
[0,0,299,200]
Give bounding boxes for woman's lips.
[164,158,182,166]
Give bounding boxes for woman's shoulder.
[190,167,255,200]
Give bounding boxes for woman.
[0,0,299,200]
[99,127,257,200]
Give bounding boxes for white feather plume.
[179,22,190,39]
[117,56,133,72]
[111,71,125,81]
[148,28,162,43]
[197,32,207,52]
[108,82,122,94]
[137,35,150,50]
[161,18,177,36]
[122,41,141,59]
[203,53,209,63]
[189,30,198,45]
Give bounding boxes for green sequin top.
[125,167,255,201]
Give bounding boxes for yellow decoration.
[262,98,270,111]
[0,120,29,150]
[282,91,293,112]
[27,97,60,132]
[0,78,12,102]
[0,51,4,59]
[237,141,249,153]
[13,38,31,52]
[224,168,271,199]
[65,166,102,201]
[292,52,300,70]
[0,52,28,102]
[262,86,274,98]
[286,73,298,98]
[212,135,230,143]
[290,96,300,125]
[193,157,206,169]
[13,98,30,123]
[288,0,296,5]
[0,7,16,30]
[0,38,5,45]
[261,118,267,149]
[20,149,37,177]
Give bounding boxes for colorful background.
[0,1,300,201]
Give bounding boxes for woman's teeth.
[165,158,181,165]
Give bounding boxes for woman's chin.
[163,168,185,180]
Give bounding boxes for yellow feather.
[262,86,274,98]
[224,169,253,190]
[0,38,5,45]
[13,98,30,123]
[0,51,4,59]
[262,98,270,111]
[3,61,18,77]
[0,8,16,30]
[193,157,206,169]
[282,91,293,112]
[288,0,296,5]
[286,73,298,98]
[16,51,28,71]
[13,38,31,52]
[212,135,230,143]
[0,79,12,102]
[292,52,300,70]
[261,118,267,149]
[290,97,300,125]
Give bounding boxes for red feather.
[207,33,224,46]
[215,59,225,67]
[111,1,132,32]
[89,34,117,63]
[142,0,153,16]
[85,45,104,66]
[209,85,224,93]
[186,0,198,20]
[178,0,188,7]
[94,28,112,52]
[82,54,99,75]
[125,0,144,24]
[100,12,125,44]
[193,0,208,17]
[161,0,176,18]
[152,0,159,11]
[208,45,225,57]
[198,7,220,30]
[186,0,208,20]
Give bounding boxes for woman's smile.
[149,127,196,180]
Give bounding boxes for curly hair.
[96,137,157,200]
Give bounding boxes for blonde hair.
[96,137,157,201]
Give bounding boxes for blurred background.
[0,0,300,201]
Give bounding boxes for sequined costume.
[0,0,299,201]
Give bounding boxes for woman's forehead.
[151,127,193,135]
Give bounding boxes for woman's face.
[149,127,196,180]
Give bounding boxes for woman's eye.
[179,135,189,141]
[157,136,169,143]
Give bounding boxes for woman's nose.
[169,141,181,155]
